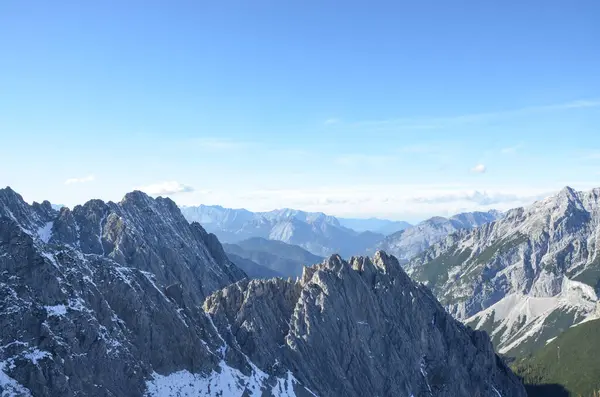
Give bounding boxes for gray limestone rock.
[204,252,527,397]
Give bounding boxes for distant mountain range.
[180,205,385,257]
[180,205,502,263]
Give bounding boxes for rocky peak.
[0,188,252,396]
[204,252,527,397]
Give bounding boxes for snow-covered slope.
[407,186,600,358]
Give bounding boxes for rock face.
[0,187,257,396]
[180,205,385,258]
[373,210,501,263]
[1,187,526,396]
[407,186,600,358]
[204,252,527,397]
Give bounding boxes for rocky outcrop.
[205,252,527,397]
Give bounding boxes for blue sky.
[1,1,599,221]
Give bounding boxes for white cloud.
[64,175,95,185]
[189,138,251,151]
[138,181,194,196]
[324,118,340,125]
[471,164,486,173]
[500,143,523,154]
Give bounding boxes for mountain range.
[180,205,386,258]
[180,205,502,264]
[0,186,527,396]
[406,186,600,361]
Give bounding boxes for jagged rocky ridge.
[407,186,600,358]
[1,187,526,396]
[204,252,526,397]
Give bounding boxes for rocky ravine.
[1,187,526,396]
[407,186,600,358]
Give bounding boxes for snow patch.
[23,349,52,365]
[145,362,317,397]
[41,251,60,269]
[37,222,54,244]
[0,358,33,396]
[45,304,67,317]
[492,385,502,397]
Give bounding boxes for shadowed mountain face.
[1,187,527,396]
[522,384,570,397]
[223,237,323,278]
[225,252,285,279]
[337,217,412,235]
[406,187,600,359]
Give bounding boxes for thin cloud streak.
[334,99,600,131]
[138,181,195,196]
[188,137,253,151]
[65,175,95,185]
